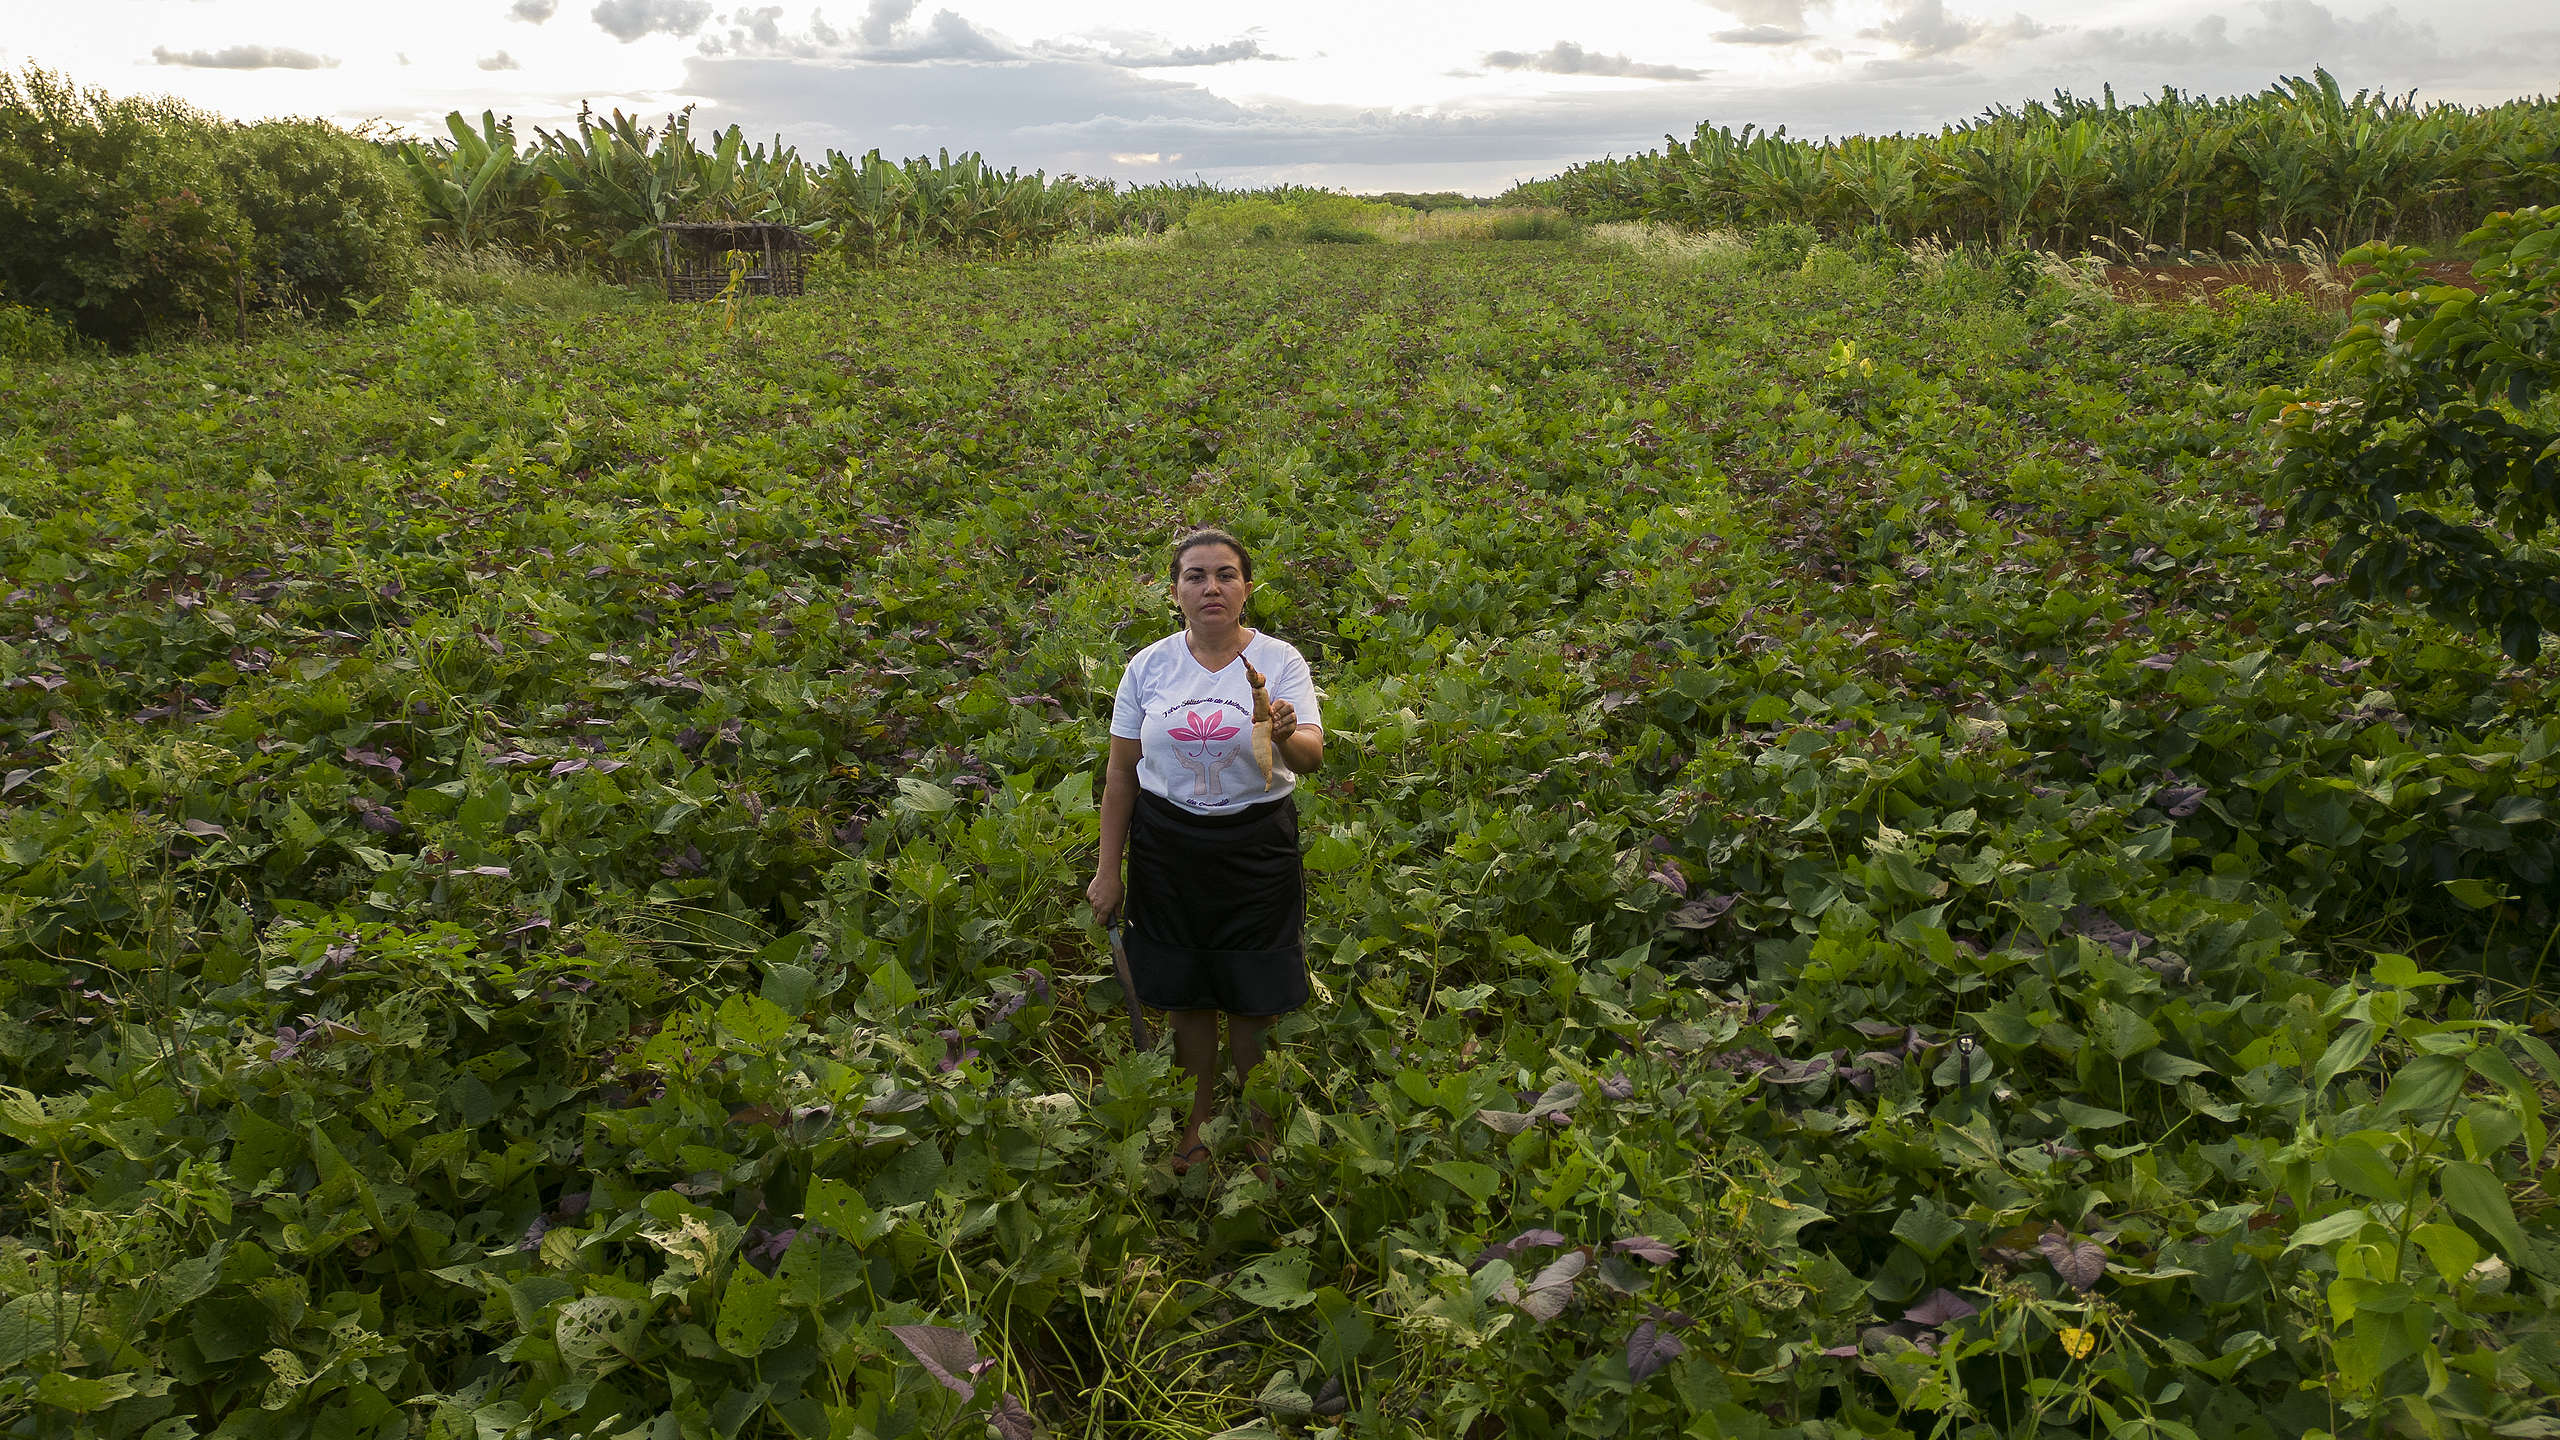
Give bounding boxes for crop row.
[1,242,2555,1436]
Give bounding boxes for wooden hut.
[657,222,814,303]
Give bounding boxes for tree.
[2257,207,2560,661]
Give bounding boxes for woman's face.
[1172,543,1251,631]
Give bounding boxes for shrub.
[1300,216,1377,244]
[226,119,420,318]
[1487,210,1583,242]
[0,298,74,360]
[1742,220,1816,273]
[0,67,249,346]
[0,67,417,344]
[1177,193,1398,247]
[2258,207,2560,660]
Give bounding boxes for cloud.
[591,0,714,43]
[693,3,1015,61]
[478,51,522,71]
[1715,25,1807,44]
[865,10,1016,62]
[1103,38,1271,68]
[1861,0,1980,56]
[2071,2,2442,70]
[680,49,1742,185]
[1701,0,1830,29]
[857,0,918,46]
[1858,1,2046,59]
[510,0,558,21]
[1480,41,1706,81]
[1862,54,1975,79]
[151,44,338,70]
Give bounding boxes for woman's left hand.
[1268,699,1299,743]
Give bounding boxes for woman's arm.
[1087,734,1143,924]
[1271,700,1322,775]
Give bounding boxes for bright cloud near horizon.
[7,0,2553,192]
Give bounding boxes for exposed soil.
[2100,258,2477,310]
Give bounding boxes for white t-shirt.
[1110,630,1322,816]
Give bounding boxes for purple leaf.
[2063,906,2150,956]
[2135,653,2176,670]
[1311,1377,1346,1416]
[1626,1319,1686,1382]
[1820,1342,1861,1357]
[888,1324,983,1399]
[2038,1231,2108,1292]
[1904,1288,1979,1327]
[1509,1249,1589,1323]
[1646,860,1689,897]
[1470,1227,1568,1271]
[1668,893,1739,930]
[989,1395,1036,1440]
[2153,783,2208,818]
[343,745,404,776]
[1600,1073,1635,1101]
[1611,1235,1678,1265]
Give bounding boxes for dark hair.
[1169,527,1253,583]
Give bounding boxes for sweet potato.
[1242,656,1276,791]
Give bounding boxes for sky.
[7,0,2555,193]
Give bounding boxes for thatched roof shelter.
[658,222,814,303]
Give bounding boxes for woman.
[1088,527,1324,1173]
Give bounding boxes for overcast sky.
[8,0,2553,192]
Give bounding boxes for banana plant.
[398,111,544,253]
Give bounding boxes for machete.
[1107,913,1152,1049]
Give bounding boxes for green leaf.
[715,993,794,1048]
[716,1269,790,1357]
[2056,1098,2133,1130]
[1425,1161,1501,1206]
[2311,1022,2378,1093]
[2371,1053,2467,1123]
[2409,1222,2482,1286]
[2443,878,2513,910]
[2371,953,2455,988]
[2286,1207,2376,1251]
[1890,1197,1963,1261]
[1231,1249,1317,1310]
[2439,1161,2529,1259]
[1303,831,1362,873]
[2320,1135,2406,1202]
[804,1178,895,1247]
[33,1371,132,1413]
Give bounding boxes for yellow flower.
[2060,1326,2096,1360]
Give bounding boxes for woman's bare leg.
[1169,1009,1221,1160]
[1229,1013,1274,1089]
[1230,1013,1277,1174]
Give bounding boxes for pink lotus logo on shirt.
[1168,709,1237,744]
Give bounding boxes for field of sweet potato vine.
[3,238,2557,1440]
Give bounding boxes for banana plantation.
[396,108,1198,271]
[1550,70,2560,256]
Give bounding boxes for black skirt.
[1124,786,1309,1016]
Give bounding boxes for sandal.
[1169,1141,1212,1175]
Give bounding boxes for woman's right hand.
[1086,871,1124,928]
